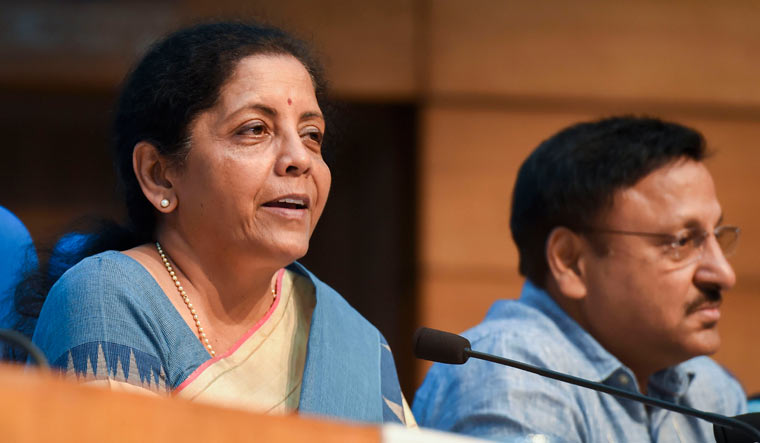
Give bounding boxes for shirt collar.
[518,281,622,382]
[649,365,695,399]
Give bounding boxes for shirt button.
[618,374,630,385]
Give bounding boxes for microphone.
[413,327,760,443]
[715,415,760,443]
[0,329,49,368]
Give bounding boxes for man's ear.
[133,141,177,213]
[545,227,588,300]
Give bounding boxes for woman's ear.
[133,141,177,213]
[545,227,588,300]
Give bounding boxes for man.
[413,116,747,441]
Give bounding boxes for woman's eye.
[301,129,323,145]
[239,122,268,136]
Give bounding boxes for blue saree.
[32,251,406,424]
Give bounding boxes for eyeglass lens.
[716,226,739,257]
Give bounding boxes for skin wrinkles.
[177,54,328,260]
[601,212,726,320]
[129,54,331,352]
[568,159,735,391]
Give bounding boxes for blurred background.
[2,0,760,403]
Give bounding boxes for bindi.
[287,98,292,105]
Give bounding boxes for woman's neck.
[154,230,283,328]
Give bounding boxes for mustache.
[685,287,722,315]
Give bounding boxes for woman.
[29,22,414,425]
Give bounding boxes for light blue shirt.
[413,281,747,442]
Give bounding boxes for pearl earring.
[160,198,170,208]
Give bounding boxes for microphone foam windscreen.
[713,412,760,443]
[413,327,471,365]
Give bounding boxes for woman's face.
[168,54,331,265]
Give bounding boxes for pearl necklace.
[155,241,276,358]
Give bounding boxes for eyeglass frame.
[576,225,740,263]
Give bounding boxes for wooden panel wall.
[186,0,420,99]
[427,0,760,105]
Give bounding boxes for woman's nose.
[275,131,311,177]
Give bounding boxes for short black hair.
[510,116,707,288]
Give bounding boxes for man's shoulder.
[681,355,738,376]
[415,297,586,403]
[680,355,743,389]
[413,298,591,439]
[679,356,747,414]
[462,297,584,369]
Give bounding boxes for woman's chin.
[227,231,312,266]
[265,239,310,265]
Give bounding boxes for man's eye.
[673,231,699,248]
[676,236,691,247]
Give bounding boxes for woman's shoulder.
[60,249,145,275]
[50,250,156,301]
[36,250,206,390]
[39,250,178,347]
[38,250,165,347]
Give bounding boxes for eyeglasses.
[579,225,740,264]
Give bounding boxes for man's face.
[578,159,736,374]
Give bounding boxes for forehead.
[217,54,317,108]
[604,159,721,229]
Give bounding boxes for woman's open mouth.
[261,195,310,219]
[262,197,309,210]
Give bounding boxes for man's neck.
[546,285,661,395]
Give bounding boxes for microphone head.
[714,412,760,443]
[413,327,471,365]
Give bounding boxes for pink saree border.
[174,268,286,394]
